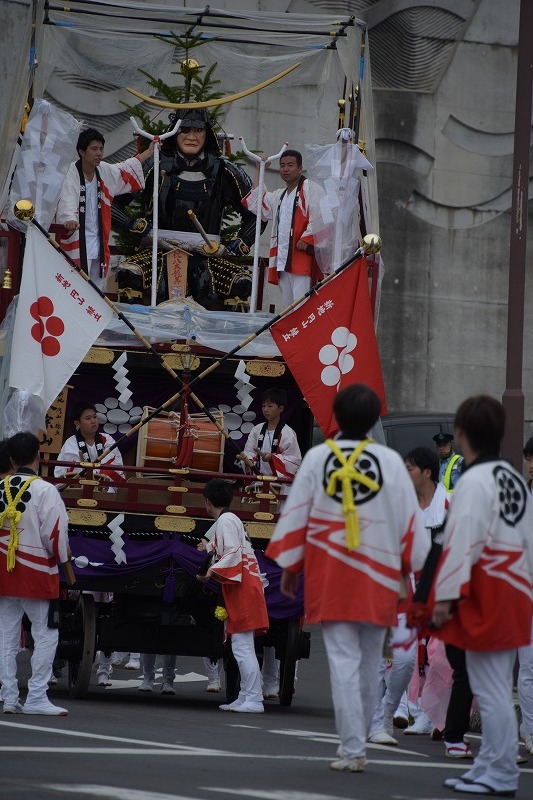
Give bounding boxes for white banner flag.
[9,226,113,411]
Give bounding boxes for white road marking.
[0,720,222,752]
[267,728,426,756]
[1,748,226,755]
[45,786,202,800]
[206,791,359,800]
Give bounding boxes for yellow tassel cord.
[325,439,379,551]
[0,476,40,571]
[214,605,228,621]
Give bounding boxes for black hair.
[261,387,287,408]
[76,128,105,156]
[333,384,381,438]
[280,149,302,167]
[405,446,439,484]
[0,440,11,474]
[8,432,40,468]
[70,402,97,423]
[203,478,234,508]
[523,436,533,458]
[454,395,505,455]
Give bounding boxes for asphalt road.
[1,627,532,800]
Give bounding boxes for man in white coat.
[0,432,72,715]
[433,395,533,797]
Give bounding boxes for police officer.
[433,432,463,491]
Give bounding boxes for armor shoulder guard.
[221,159,253,199]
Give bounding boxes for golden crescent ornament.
[126,62,301,110]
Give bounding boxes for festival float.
[0,3,384,703]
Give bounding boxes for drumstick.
[187,210,220,255]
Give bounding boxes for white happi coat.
[207,512,269,635]
[56,157,145,274]
[54,433,124,483]
[434,458,533,651]
[422,482,450,531]
[266,439,429,626]
[0,472,69,599]
[243,422,301,494]
[243,181,317,281]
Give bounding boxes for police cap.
[433,432,454,445]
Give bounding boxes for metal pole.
[501,0,533,468]
[129,116,181,306]
[239,138,288,312]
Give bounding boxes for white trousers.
[518,621,533,737]
[462,649,519,791]
[278,272,311,308]
[142,653,176,683]
[0,597,58,707]
[203,657,223,683]
[231,631,263,705]
[261,646,279,690]
[370,638,417,735]
[322,621,387,759]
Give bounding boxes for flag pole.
[129,116,181,307]
[12,200,256,469]
[239,138,288,312]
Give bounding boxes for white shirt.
[84,177,100,259]
[276,187,296,271]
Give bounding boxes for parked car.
[379,412,455,457]
[312,411,455,457]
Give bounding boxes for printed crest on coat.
[0,476,34,515]
[493,465,527,526]
[322,446,383,505]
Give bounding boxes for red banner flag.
[271,257,387,438]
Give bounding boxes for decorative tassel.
[325,439,379,551]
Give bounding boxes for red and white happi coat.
[265,439,429,626]
[434,458,533,651]
[54,433,124,483]
[0,474,69,599]
[207,512,269,635]
[242,180,319,285]
[243,423,301,492]
[56,157,145,275]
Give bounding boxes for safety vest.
[443,454,462,492]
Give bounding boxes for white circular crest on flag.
[318,327,357,387]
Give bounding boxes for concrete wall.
[370,0,533,423]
